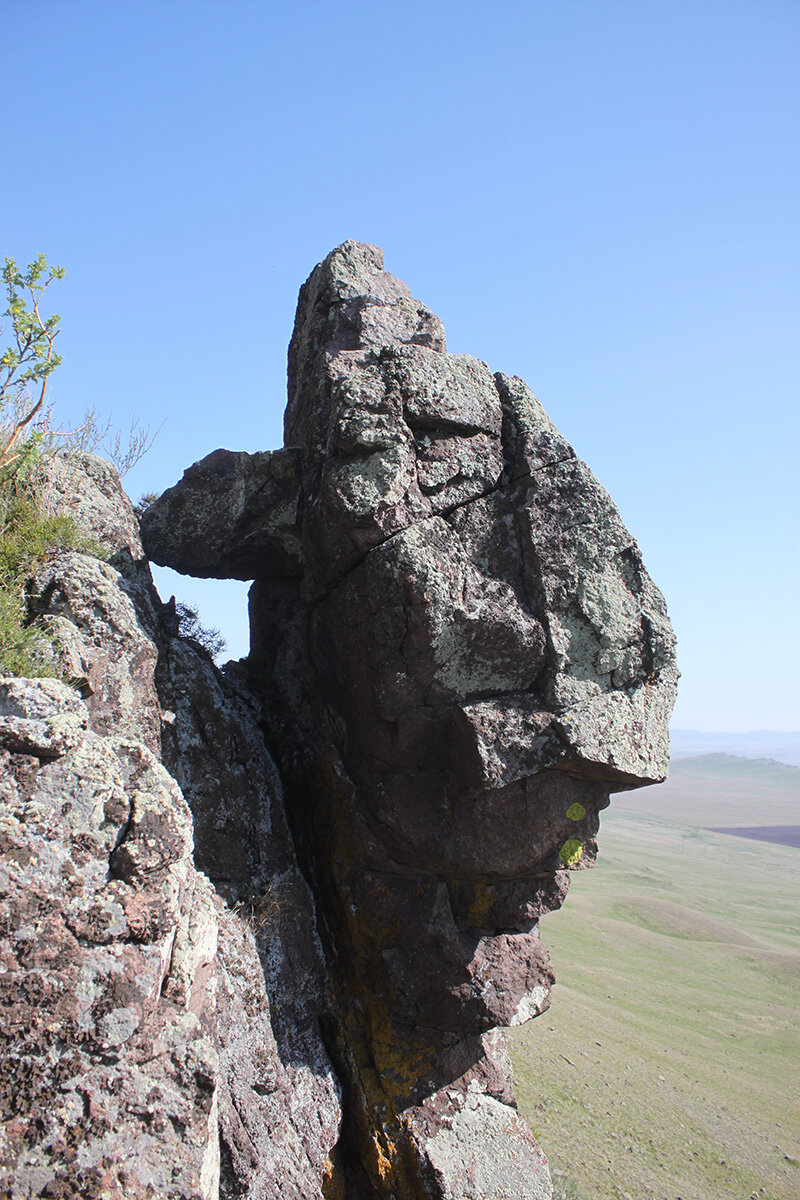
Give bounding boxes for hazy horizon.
[671,727,800,737]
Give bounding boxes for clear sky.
[3,1,798,732]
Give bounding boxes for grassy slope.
[508,805,800,1200]
[616,754,800,828]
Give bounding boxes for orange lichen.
[321,1152,346,1200]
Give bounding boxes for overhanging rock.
[141,240,678,1198]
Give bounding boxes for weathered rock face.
[1,454,341,1199]
[137,448,303,582]
[30,452,164,755]
[142,242,677,1197]
[0,676,222,1199]
[155,636,341,1198]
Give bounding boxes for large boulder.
[142,241,678,1197]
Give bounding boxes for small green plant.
[233,885,280,935]
[0,494,79,574]
[0,587,52,677]
[134,491,160,518]
[0,491,87,675]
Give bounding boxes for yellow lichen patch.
[372,1130,399,1180]
[366,1014,423,1100]
[464,880,495,927]
[559,837,583,866]
[365,1118,430,1200]
[330,996,432,1199]
[565,801,586,821]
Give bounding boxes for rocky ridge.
[1,456,339,1199]
[0,243,676,1198]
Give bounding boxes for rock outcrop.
[0,675,222,1199]
[141,242,677,1197]
[1,454,340,1199]
[1,243,676,1199]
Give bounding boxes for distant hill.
[670,728,800,766]
[615,752,800,827]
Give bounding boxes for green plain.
[508,756,800,1200]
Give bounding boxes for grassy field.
[670,732,800,767]
[508,772,800,1200]
[618,753,800,828]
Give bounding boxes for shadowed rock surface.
[140,241,677,1197]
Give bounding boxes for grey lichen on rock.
[421,1091,553,1200]
[141,447,304,581]
[0,680,223,1200]
[0,676,88,757]
[33,450,146,566]
[1,450,340,1198]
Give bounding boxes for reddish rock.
[0,680,220,1199]
[2,451,341,1199]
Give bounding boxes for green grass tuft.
[0,483,100,677]
[0,586,56,677]
[551,1173,593,1200]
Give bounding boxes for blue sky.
[3,1,798,731]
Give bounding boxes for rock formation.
[0,243,676,1199]
[1,454,340,1199]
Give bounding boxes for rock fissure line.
[301,468,510,611]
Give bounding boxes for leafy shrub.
[0,255,125,677]
[0,254,64,480]
[2,253,159,482]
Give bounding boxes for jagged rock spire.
[141,241,677,1198]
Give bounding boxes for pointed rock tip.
[304,240,388,300]
[324,239,384,270]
